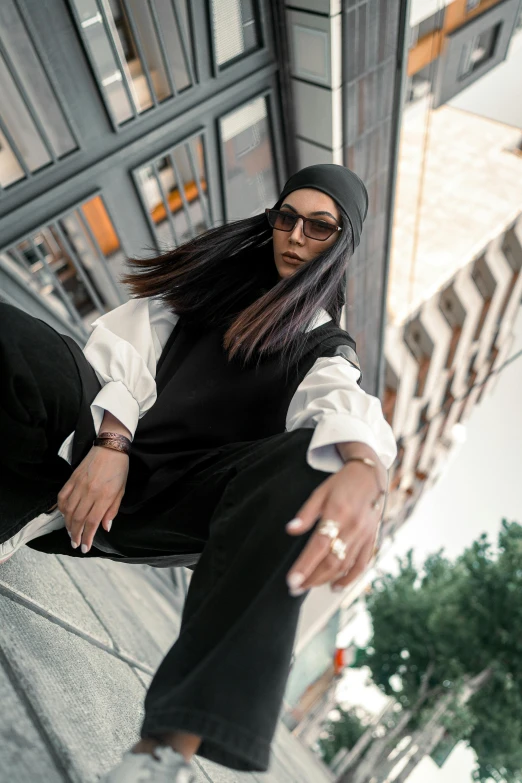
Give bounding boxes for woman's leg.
[136,428,329,772]
[0,303,82,542]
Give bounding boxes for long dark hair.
[121,208,354,367]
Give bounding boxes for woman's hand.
[286,448,385,595]
[57,445,129,554]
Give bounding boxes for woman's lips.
[282,254,303,265]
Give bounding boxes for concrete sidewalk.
[0,544,333,783]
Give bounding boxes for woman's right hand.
[57,445,129,554]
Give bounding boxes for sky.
[335,303,522,782]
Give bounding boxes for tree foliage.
[318,707,365,764]
[333,519,522,783]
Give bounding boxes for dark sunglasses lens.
[306,221,334,240]
[269,210,296,231]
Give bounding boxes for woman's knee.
[0,304,82,444]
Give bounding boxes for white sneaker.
[101,746,196,782]
[0,508,65,565]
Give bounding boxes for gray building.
[0,0,408,396]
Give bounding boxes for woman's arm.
[284,353,397,595]
[285,354,398,472]
[57,299,177,553]
[84,297,178,440]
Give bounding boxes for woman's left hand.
[285,458,384,594]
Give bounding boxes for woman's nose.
[289,218,305,243]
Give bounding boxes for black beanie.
[274,164,369,250]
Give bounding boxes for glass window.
[220,95,278,219]
[0,195,126,338]
[70,0,194,127]
[458,23,502,80]
[135,134,211,249]
[0,0,77,188]
[211,0,260,68]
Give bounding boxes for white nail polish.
[287,572,304,590]
[331,585,343,593]
[290,587,306,597]
[71,541,78,549]
[286,518,303,531]
[107,520,113,532]
[81,544,88,554]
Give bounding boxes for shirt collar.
[306,308,332,332]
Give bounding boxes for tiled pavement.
[0,545,333,783]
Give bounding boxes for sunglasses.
[265,209,342,241]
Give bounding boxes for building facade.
[406,0,521,107]
[0,0,407,398]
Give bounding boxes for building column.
[284,0,343,166]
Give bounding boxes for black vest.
[63,316,360,512]
[120,316,359,510]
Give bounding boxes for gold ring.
[330,537,347,561]
[317,519,341,540]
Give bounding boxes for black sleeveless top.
[63,314,360,512]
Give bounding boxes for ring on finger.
[330,536,347,562]
[317,519,341,540]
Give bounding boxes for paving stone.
[196,757,248,782]
[272,724,333,782]
[0,594,148,782]
[57,556,183,669]
[132,666,153,689]
[0,553,332,782]
[0,548,112,646]
[0,655,64,783]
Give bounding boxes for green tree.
[334,520,522,783]
[318,707,365,765]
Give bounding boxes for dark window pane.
[1,196,125,338]
[211,0,260,68]
[0,0,77,186]
[458,23,502,80]
[220,95,278,219]
[136,134,211,248]
[71,0,194,125]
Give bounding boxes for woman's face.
[271,188,342,280]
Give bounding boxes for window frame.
[217,88,280,223]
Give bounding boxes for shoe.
[101,746,196,782]
[0,507,65,565]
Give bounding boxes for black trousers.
[0,304,331,772]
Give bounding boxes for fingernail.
[81,544,89,554]
[107,520,112,532]
[290,587,306,597]
[286,518,303,532]
[331,585,343,593]
[287,572,304,590]
[71,541,78,549]
[67,530,72,538]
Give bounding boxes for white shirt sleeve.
[57,297,177,463]
[286,355,397,473]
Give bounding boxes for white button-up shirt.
[58,297,397,473]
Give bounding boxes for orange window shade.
[81,196,120,257]
[151,179,208,225]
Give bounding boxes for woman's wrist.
[336,441,387,493]
[99,410,132,441]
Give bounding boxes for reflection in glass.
[136,134,211,249]
[458,23,502,80]
[71,0,194,126]
[211,0,259,67]
[220,95,278,219]
[0,195,126,338]
[0,0,77,187]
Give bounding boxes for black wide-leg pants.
[0,304,331,772]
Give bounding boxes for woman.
[0,164,397,781]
